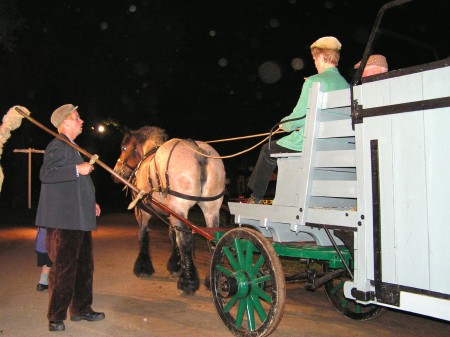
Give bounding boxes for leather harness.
[128,139,225,203]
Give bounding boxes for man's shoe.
[49,320,65,332]
[70,311,105,322]
[36,283,48,291]
[247,195,261,204]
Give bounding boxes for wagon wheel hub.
[218,271,251,299]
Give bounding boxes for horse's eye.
[122,146,127,152]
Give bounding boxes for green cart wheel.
[324,266,386,320]
[210,228,286,337]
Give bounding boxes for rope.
[180,127,285,159]
[204,132,280,144]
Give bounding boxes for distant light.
[100,22,108,30]
[209,30,216,37]
[291,57,305,71]
[97,125,105,133]
[288,0,297,4]
[218,58,228,67]
[258,61,282,84]
[269,19,280,28]
[129,5,137,13]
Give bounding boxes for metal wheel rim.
[210,228,286,337]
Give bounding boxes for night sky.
[0,0,448,218]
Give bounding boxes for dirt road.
[0,213,448,337]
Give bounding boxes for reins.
[180,128,285,159]
[180,115,306,159]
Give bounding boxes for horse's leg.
[173,218,199,295]
[133,208,155,277]
[167,225,181,277]
[198,199,223,289]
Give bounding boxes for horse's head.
[112,126,168,183]
[112,131,142,182]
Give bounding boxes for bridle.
[116,143,141,177]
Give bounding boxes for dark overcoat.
[35,134,97,231]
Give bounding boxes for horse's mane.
[122,126,168,147]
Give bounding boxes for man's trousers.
[46,228,94,321]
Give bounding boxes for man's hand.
[77,162,94,175]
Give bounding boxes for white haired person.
[247,37,350,204]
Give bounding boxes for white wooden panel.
[389,73,423,105]
[306,208,358,228]
[354,123,372,289]
[319,119,354,138]
[321,88,350,109]
[392,111,430,289]
[361,115,397,283]
[315,150,356,167]
[400,292,450,321]
[273,155,302,206]
[422,67,450,99]
[424,108,450,293]
[311,180,356,198]
[359,79,392,108]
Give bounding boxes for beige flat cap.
[310,36,342,51]
[51,104,78,128]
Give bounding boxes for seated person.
[354,54,388,77]
[247,36,350,204]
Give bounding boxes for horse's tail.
[194,147,208,186]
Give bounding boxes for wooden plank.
[315,150,356,167]
[319,119,354,138]
[311,180,357,198]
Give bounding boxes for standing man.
[247,36,350,203]
[35,104,104,332]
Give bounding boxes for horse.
[112,126,226,295]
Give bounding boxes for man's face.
[362,65,388,78]
[65,111,84,137]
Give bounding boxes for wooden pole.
[13,148,45,209]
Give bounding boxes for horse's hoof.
[134,268,155,278]
[178,289,195,297]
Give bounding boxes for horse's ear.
[121,126,131,137]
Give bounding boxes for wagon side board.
[346,59,450,321]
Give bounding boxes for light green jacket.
[277,67,349,151]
